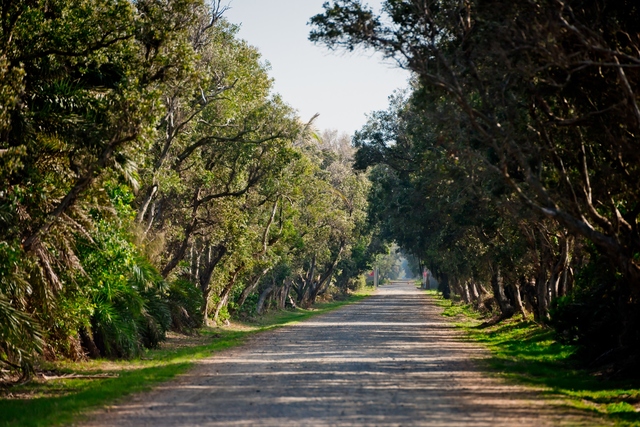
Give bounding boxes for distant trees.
[311,0,640,371]
[0,0,377,379]
[286,129,372,307]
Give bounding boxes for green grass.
[0,289,373,427]
[427,292,640,426]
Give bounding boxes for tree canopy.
[311,0,640,372]
[0,0,378,379]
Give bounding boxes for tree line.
[0,0,379,379]
[310,0,640,374]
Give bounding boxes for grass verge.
[0,288,373,427]
[429,293,640,427]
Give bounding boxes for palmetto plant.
[167,279,204,333]
[77,196,174,358]
[0,266,44,379]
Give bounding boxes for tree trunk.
[190,243,200,282]
[462,280,473,304]
[162,216,199,278]
[79,327,100,359]
[287,293,297,309]
[451,277,469,303]
[280,279,292,309]
[559,266,572,297]
[237,267,271,308]
[490,266,515,318]
[439,273,451,299]
[549,269,560,303]
[510,282,527,318]
[469,281,480,302]
[200,286,211,326]
[519,276,537,316]
[304,254,316,297]
[162,232,191,278]
[536,266,550,321]
[316,271,334,298]
[256,285,274,315]
[292,277,304,301]
[309,241,345,304]
[137,184,158,224]
[213,265,243,323]
[275,279,291,310]
[297,256,317,306]
[197,244,227,325]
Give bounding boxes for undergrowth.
[429,292,640,427]
[0,289,372,427]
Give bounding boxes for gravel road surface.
[80,281,604,426]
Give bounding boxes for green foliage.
[0,294,43,378]
[0,0,222,376]
[550,252,640,374]
[76,209,171,358]
[311,0,640,369]
[373,244,404,281]
[0,242,43,376]
[349,275,367,292]
[437,293,640,425]
[0,0,374,379]
[167,280,204,333]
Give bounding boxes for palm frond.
[33,242,63,292]
[0,292,44,378]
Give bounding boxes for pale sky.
[223,0,410,136]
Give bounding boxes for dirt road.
[80,281,603,426]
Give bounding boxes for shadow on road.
[82,282,604,427]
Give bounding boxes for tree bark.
[161,215,199,278]
[510,282,527,318]
[536,266,550,321]
[79,327,101,359]
[197,244,227,324]
[213,264,243,323]
[450,277,469,303]
[469,281,480,302]
[137,184,158,224]
[308,241,345,304]
[279,279,292,309]
[490,266,515,319]
[439,273,451,299]
[237,267,271,308]
[256,285,274,315]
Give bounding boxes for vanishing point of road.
[81,281,604,426]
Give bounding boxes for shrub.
[550,252,640,375]
[167,279,204,332]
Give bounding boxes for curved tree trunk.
[490,266,515,319]
[308,241,345,305]
[469,281,480,302]
[213,265,244,323]
[256,285,274,315]
[197,244,227,325]
[279,279,292,309]
[510,282,527,318]
[162,219,197,277]
[237,267,272,309]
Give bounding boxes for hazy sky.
[223,0,410,136]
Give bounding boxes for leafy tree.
[0,0,228,375]
[0,0,377,379]
[311,0,640,367]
